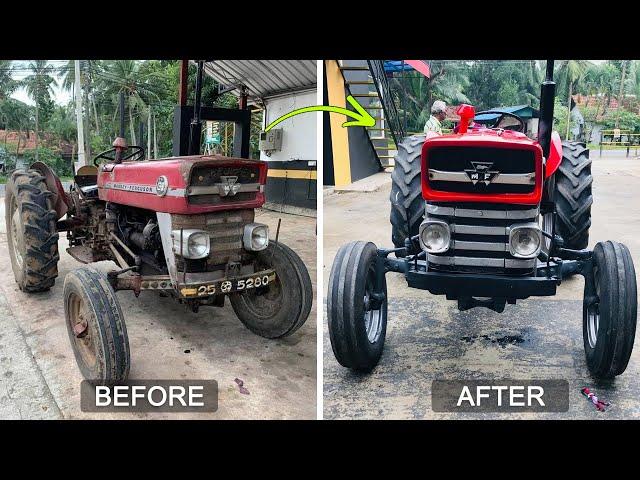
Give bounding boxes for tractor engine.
[419,131,544,276]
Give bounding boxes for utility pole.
[153,110,158,159]
[74,60,86,172]
[147,107,152,159]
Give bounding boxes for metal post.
[188,60,204,156]
[179,59,189,107]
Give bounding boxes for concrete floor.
[0,204,317,419]
[323,156,640,419]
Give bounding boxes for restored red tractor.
[5,90,312,384]
[328,60,637,378]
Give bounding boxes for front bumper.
[405,267,558,299]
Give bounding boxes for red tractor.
[4,68,312,384]
[328,60,637,379]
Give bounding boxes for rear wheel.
[327,241,387,371]
[390,135,425,257]
[229,242,312,339]
[5,169,59,292]
[583,241,637,378]
[554,141,592,249]
[63,267,130,384]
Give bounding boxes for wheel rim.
[363,266,383,344]
[9,197,25,270]
[67,292,98,370]
[237,254,284,319]
[587,264,600,349]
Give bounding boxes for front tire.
[229,242,312,339]
[327,241,388,371]
[554,141,592,249]
[583,241,637,378]
[5,169,59,292]
[390,135,426,256]
[63,267,130,384]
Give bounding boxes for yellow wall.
[325,60,351,186]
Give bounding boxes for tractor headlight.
[508,223,542,259]
[243,223,269,251]
[419,220,451,254]
[172,229,210,259]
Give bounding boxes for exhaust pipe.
[537,60,555,159]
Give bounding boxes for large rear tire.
[554,141,592,249]
[327,241,387,371]
[229,242,312,339]
[63,267,130,384]
[5,169,59,292]
[583,241,637,379]
[390,135,425,256]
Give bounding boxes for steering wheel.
[475,111,525,133]
[93,146,145,166]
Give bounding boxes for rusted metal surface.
[179,59,189,106]
[66,245,95,264]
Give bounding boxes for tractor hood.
[421,129,544,205]
[97,155,268,214]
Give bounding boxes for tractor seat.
[75,165,99,197]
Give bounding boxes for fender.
[30,161,70,219]
[545,131,563,178]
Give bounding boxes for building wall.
[261,90,317,211]
[261,90,316,163]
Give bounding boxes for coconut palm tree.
[555,60,591,139]
[93,60,161,146]
[22,60,57,161]
[0,61,17,100]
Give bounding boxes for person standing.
[424,100,447,134]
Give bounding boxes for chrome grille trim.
[429,169,535,185]
[426,203,538,219]
[453,240,507,252]
[452,224,507,235]
[186,183,261,196]
[427,254,536,269]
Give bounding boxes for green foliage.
[602,109,640,132]
[552,98,575,140]
[22,147,73,176]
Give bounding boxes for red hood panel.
[97,155,267,214]
[421,131,544,205]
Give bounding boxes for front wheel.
[63,267,130,384]
[229,242,312,339]
[583,241,637,378]
[327,241,388,371]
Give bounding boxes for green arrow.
[264,95,376,132]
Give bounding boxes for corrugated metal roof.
[201,60,316,101]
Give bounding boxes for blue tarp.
[474,105,539,122]
[383,60,417,73]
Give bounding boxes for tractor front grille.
[426,146,536,194]
[188,165,261,205]
[425,202,539,275]
[171,209,254,271]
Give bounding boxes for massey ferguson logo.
[465,162,499,186]
[217,176,241,196]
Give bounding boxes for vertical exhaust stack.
[537,60,555,159]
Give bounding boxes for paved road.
[0,200,317,419]
[323,156,640,419]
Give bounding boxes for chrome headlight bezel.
[507,222,542,259]
[171,229,211,259]
[243,223,269,252]
[419,220,451,254]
